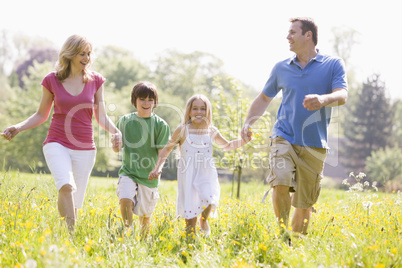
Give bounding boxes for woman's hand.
[111,132,122,152]
[2,125,21,141]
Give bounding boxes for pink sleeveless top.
[41,71,105,150]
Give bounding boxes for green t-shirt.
[116,113,170,188]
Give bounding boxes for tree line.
[0,30,401,192]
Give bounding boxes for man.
[242,17,348,237]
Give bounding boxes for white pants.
[43,142,96,209]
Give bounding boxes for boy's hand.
[111,132,122,152]
[148,169,162,180]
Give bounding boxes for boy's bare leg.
[139,216,150,237]
[120,198,134,227]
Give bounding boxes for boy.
[112,81,170,237]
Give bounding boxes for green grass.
[0,171,401,267]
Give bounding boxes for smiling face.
[131,81,159,118]
[136,96,155,118]
[287,21,308,53]
[71,45,91,72]
[189,98,207,124]
[183,95,212,127]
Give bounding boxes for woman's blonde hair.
[183,94,212,126]
[55,35,93,83]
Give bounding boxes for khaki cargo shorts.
[266,136,327,209]
[116,176,159,217]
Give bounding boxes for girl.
[2,35,121,231]
[149,94,250,236]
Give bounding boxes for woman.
[2,35,121,231]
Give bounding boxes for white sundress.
[176,126,220,219]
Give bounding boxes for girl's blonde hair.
[55,35,93,83]
[183,94,212,126]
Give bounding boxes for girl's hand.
[111,132,122,152]
[148,169,162,180]
[241,124,252,142]
[1,126,20,141]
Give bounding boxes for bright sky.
[1,0,400,99]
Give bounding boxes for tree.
[331,27,359,67]
[341,74,394,173]
[391,100,402,148]
[365,146,402,190]
[92,46,150,91]
[15,47,58,88]
[0,31,52,77]
[152,50,227,100]
[212,77,271,199]
[0,30,13,76]
[330,26,361,138]
[0,61,53,172]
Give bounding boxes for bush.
[365,146,402,189]
[385,174,402,193]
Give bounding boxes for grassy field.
[0,171,401,267]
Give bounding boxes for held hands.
[111,132,122,152]
[1,125,20,141]
[148,168,162,181]
[303,94,325,111]
[241,124,253,143]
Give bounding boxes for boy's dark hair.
[290,17,318,46]
[131,81,159,108]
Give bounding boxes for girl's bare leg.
[185,217,197,236]
[199,205,212,231]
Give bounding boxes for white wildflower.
[357,172,366,178]
[25,259,37,268]
[362,201,373,210]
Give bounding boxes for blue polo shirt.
[262,52,347,148]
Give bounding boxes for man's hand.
[303,94,325,111]
[241,124,253,142]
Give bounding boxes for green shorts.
[266,136,327,209]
